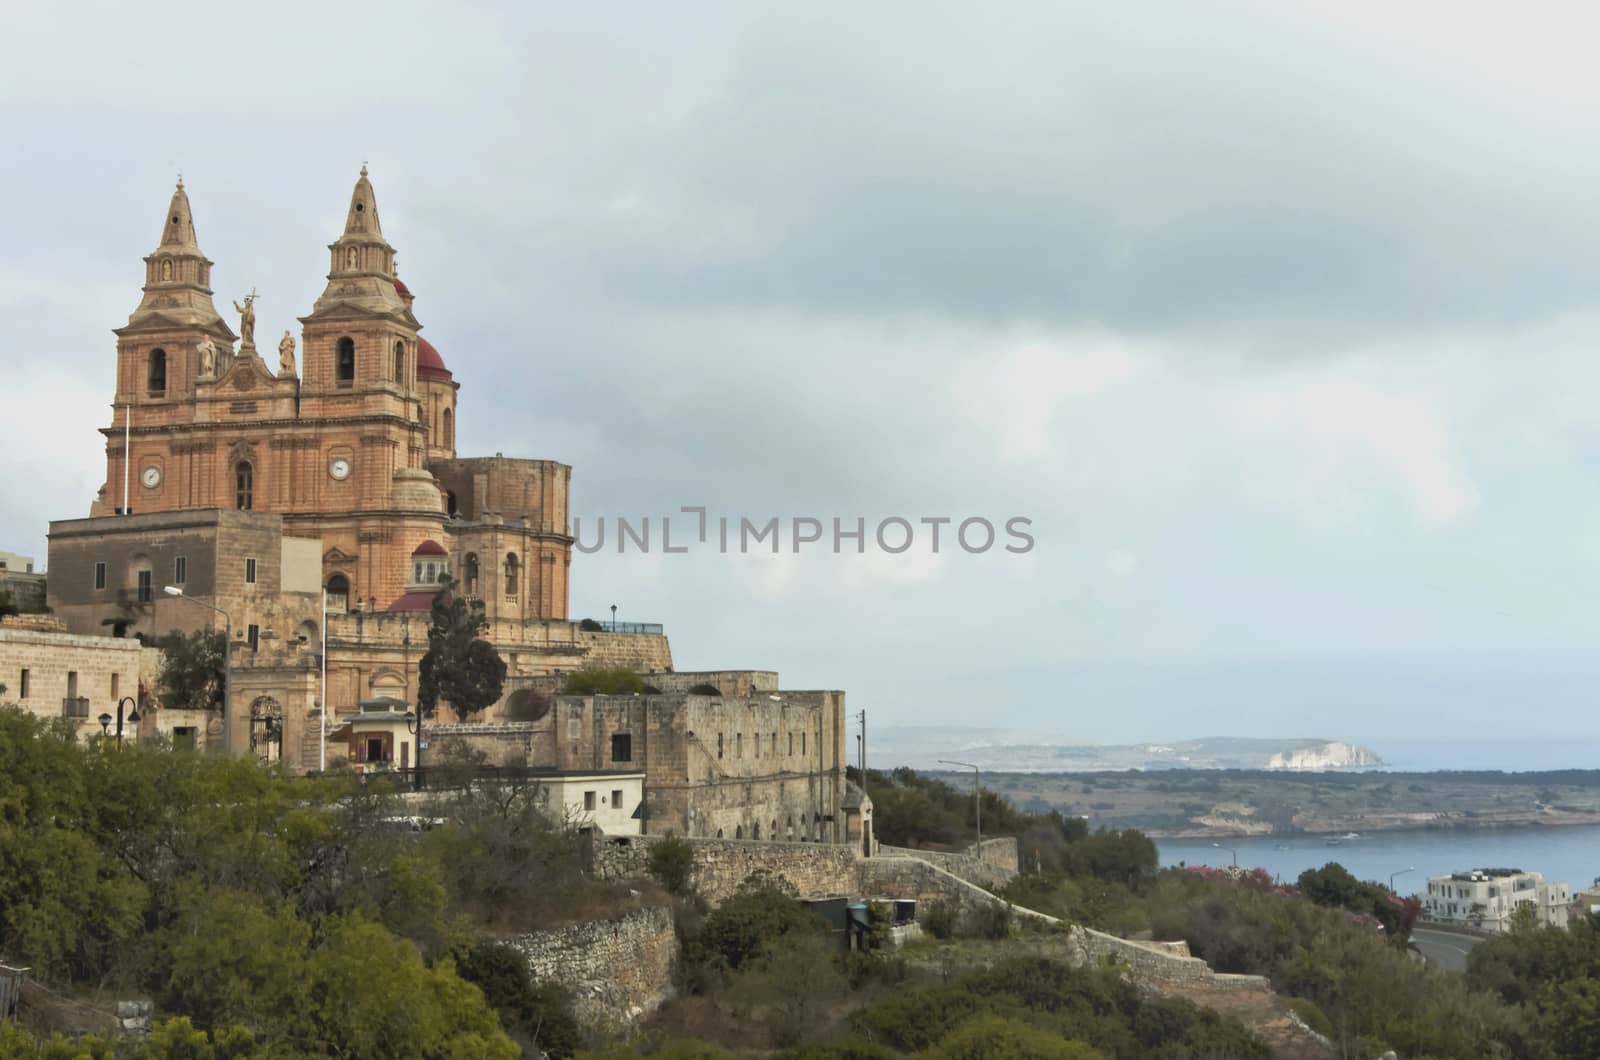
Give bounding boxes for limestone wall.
[593,835,860,904]
[876,837,1019,891]
[503,905,676,1029]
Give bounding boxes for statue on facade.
[196,335,216,379]
[233,289,257,348]
[278,331,296,377]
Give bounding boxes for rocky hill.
[875,729,1383,772]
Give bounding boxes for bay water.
[1157,825,1600,897]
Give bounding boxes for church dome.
[411,539,447,557]
[417,336,452,381]
[393,276,413,301]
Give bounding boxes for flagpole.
[122,404,131,514]
[319,590,327,772]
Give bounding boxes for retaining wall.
[503,905,677,1030]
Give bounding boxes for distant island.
[875,729,1384,773]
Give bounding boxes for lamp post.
[1212,842,1238,868]
[610,604,618,632]
[938,759,982,850]
[403,709,423,792]
[1390,866,1415,893]
[163,586,231,753]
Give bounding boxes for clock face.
[329,458,351,481]
[141,466,161,488]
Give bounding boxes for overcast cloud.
[6,2,1600,760]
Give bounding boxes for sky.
[4,2,1600,759]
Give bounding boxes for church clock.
[141,466,161,488]
[328,457,352,481]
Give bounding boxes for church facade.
[49,170,672,759]
[41,170,858,844]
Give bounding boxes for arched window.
[503,553,518,598]
[771,820,778,841]
[442,407,453,449]
[752,823,761,840]
[235,461,253,510]
[148,348,167,395]
[735,825,743,839]
[464,553,479,594]
[336,337,355,385]
[393,341,405,384]
[325,574,350,614]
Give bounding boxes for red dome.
[411,539,447,557]
[393,276,413,301]
[417,336,452,381]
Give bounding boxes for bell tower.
[298,166,421,400]
[98,180,236,514]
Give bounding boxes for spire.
[121,178,229,334]
[159,177,200,251]
[308,166,408,320]
[341,164,386,240]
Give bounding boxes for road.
[1411,926,1483,972]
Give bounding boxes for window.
[245,558,257,584]
[235,461,253,510]
[772,732,778,756]
[736,733,743,758]
[443,407,453,448]
[336,337,355,384]
[611,789,623,808]
[801,732,806,755]
[584,791,596,812]
[503,553,518,598]
[789,732,794,756]
[94,562,106,590]
[326,574,349,613]
[148,348,167,395]
[464,553,479,594]
[111,673,119,699]
[18,669,28,698]
[246,624,259,651]
[393,340,405,384]
[136,569,152,603]
[717,733,724,759]
[174,556,187,584]
[611,733,632,762]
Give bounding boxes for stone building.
[34,169,855,845]
[0,619,141,740]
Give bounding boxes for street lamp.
[402,709,424,792]
[938,759,982,849]
[1390,866,1415,893]
[610,604,618,632]
[163,586,231,753]
[1212,842,1238,868]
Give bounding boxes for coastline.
[1145,810,1600,840]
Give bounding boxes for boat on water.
[1324,837,1343,846]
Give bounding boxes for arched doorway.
[249,695,284,763]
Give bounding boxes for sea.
[1158,825,1600,896]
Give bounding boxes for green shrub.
[922,899,957,939]
[648,833,695,896]
[562,665,644,695]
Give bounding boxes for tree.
[155,629,226,713]
[418,579,506,722]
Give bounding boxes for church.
[40,170,863,846]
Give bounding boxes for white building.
[537,771,645,836]
[1423,868,1570,932]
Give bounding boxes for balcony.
[116,586,154,606]
[62,697,90,719]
